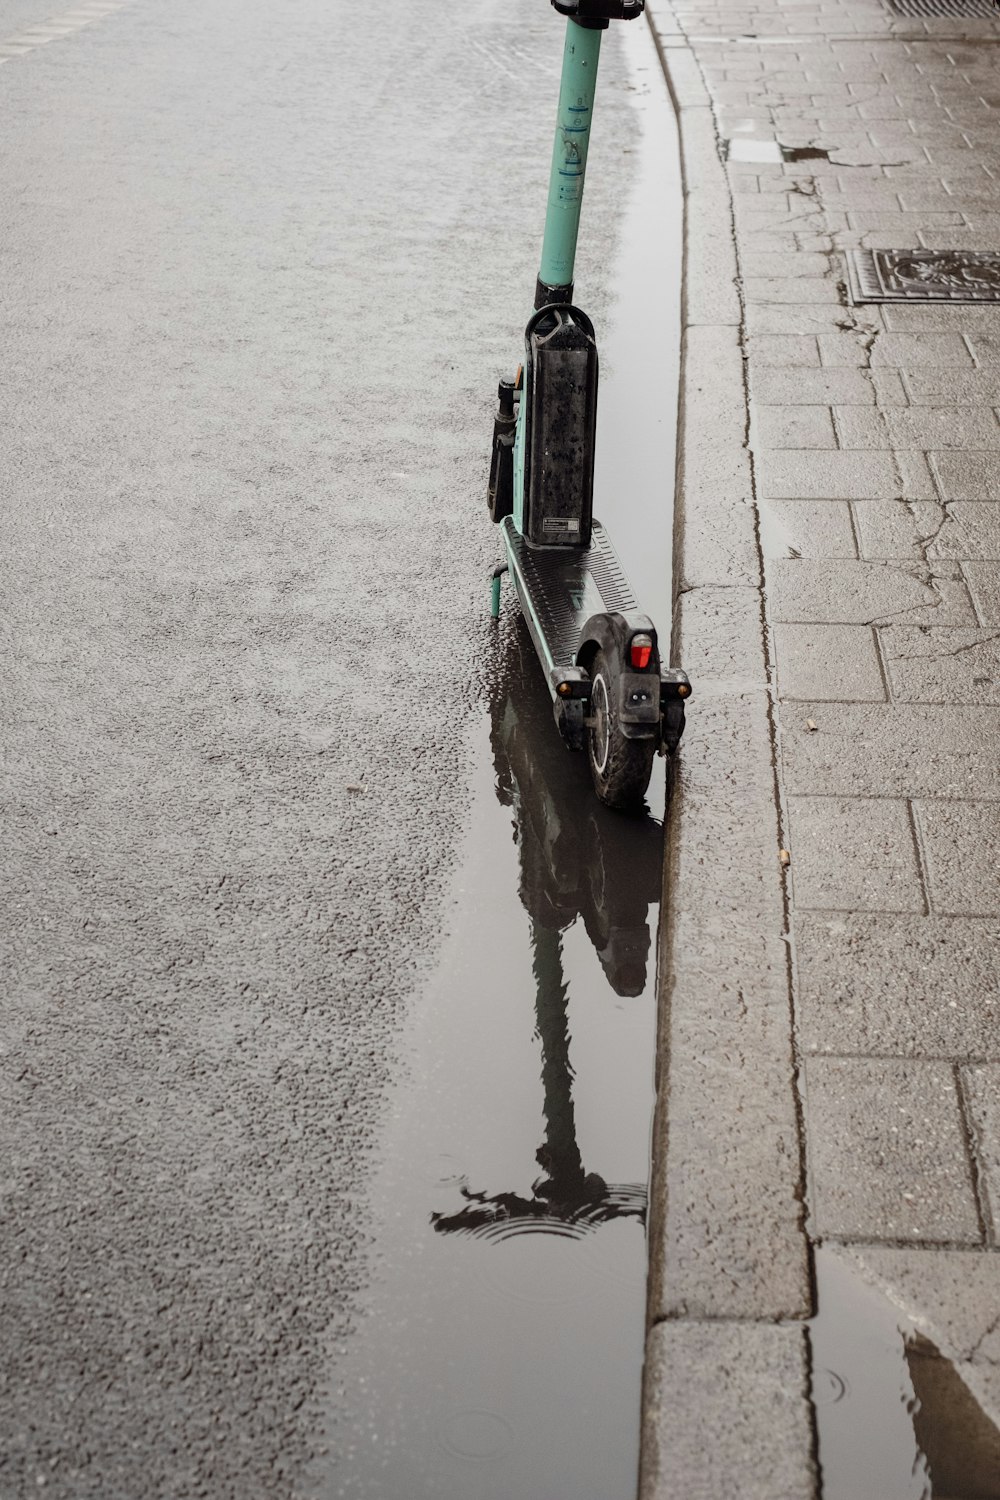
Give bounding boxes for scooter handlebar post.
[537,19,603,299]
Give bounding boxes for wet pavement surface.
[1,1,679,1495]
[812,1248,1000,1499]
[643,0,1000,1492]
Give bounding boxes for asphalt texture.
[0,2,641,1496]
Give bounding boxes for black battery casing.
[522,304,598,549]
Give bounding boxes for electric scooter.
[488,0,691,810]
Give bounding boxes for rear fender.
[575,610,660,675]
[576,612,661,740]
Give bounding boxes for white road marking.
[0,0,134,65]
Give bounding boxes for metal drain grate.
[848,248,1000,301]
[888,0,997,18]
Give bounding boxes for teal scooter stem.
[485,0,691,811]
[537,21,603,303]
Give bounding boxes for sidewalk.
[640,0,1000,1492]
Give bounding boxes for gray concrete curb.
[639,6,815,1495]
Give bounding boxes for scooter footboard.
[499,514,637,676]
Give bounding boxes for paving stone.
[818,333,877,368]
[677,324,759,588]
[834,1244,1000,1364]
[676,586,766,685]
[963,1066,1000,1240]
[837,407,1000,451]
[851,499,947,562]
[796,913,1000,1059]
[932,451,1000,502]
[640,1322,814,1500]
[744,276,843,304]
[650,918,810,1321]
[735,208,807,237]
[773,623,884,700]
[787,794,924,913]
[752,366,874,405]
[651,660,810,1320]
[919,227,1000,251]
[883,305,1000,335]
[871,333,977,369]
[748,334,821,367]
[904,370,1000,406]
[898,450,940,499]
[899,187,994,213]
[831,408,892,449]
[967,334,1000,369]
[885,1291,999,1425]
[963,562,1000,624]
[880,626,1000,705]
[758,449,913,501]
[803,1057,982,1243]
[668,693,786,924]
[754,403,837,448]
[782,703,1000,800]
[796,233,837,255]
[749,304,867,336]
[758,499,857,559]
[768,558,976,626]
[846,212,967,233]
[915,800,1000,917]
[872,370,908,406]
[685,179,743,329]
[741,250,831,277]
[680,105,743,328]
[745,232,804,253]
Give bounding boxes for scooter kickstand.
[490,562,509,620]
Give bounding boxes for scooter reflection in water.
[432,620,663,1240]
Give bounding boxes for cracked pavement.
[642,0,1000,1494]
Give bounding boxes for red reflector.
[630,634,653,670]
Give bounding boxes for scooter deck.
[500,514,638,678]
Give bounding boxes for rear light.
[630,633,653,670]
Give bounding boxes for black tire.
[586,650,656,810]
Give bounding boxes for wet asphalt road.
[0,2,643,1495]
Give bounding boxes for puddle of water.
[811,1250,933,1500]
[312,18,680,1499]
[781,145,833,163]
[756,497,802,560]
[726,138,832,164]
[594,19,680,622]
[811,1248,1000,1500]
[314,626,663,1500]
[728,138,784,164]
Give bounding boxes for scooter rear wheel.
[587,650,656,810]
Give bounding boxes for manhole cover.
[848,248,1000,302]
[888,0,997,17]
